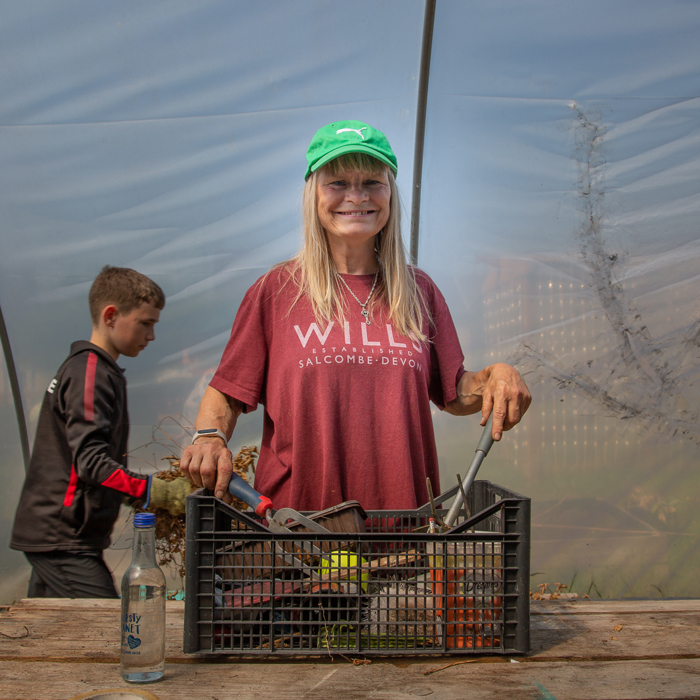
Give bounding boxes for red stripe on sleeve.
[84,352,98,422]
[63,465,79,507]
[102,470,148,498]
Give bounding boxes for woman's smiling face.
[316,164,391,246]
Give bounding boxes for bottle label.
[122,613,142,654]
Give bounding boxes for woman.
[181,120,531,511]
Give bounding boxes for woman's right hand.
[180,386,244,501]
[180,438,234,501]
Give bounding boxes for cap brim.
[306,144,397,180]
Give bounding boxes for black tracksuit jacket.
[11,341,150,553]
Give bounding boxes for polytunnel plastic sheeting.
[0,0,425,603]
[0,365,27,600]
[1,0,699,605]
[423,0,700,599]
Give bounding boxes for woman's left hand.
[445,363,532,440]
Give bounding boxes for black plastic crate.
[183,480,530,656]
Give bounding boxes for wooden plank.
[4,599,700,663]
[0,601,184,662]
[2,658,700,700]
[530,600,700,660]
[1,599,176,612]
[531,599,700,615]
[11,596,700,614]
[2,599,700,699]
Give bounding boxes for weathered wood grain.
[3,599,699,662]
[2,598,700,699]
[1,659,700,700]
[530,599,700,660]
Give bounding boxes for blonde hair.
[277,153,428,341]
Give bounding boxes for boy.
[10,265,180,598]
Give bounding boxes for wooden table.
[2,598,699,699]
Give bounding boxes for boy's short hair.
[89,266,165,325]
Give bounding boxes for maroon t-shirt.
[211,266,466,512]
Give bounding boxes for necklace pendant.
[337,269,379,327]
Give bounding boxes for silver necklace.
[337,270,379,325]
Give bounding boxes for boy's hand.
[148,477,195,515]
[180,439,234,503]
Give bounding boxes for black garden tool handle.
[443,414,495,527]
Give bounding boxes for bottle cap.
[134,512,156,528]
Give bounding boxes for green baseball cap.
[305,120,398,180]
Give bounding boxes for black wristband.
[191,428,227,445]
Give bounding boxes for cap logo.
[336,127,367,140]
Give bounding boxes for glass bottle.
[120,512,166,683]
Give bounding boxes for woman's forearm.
[195,385,244,439]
